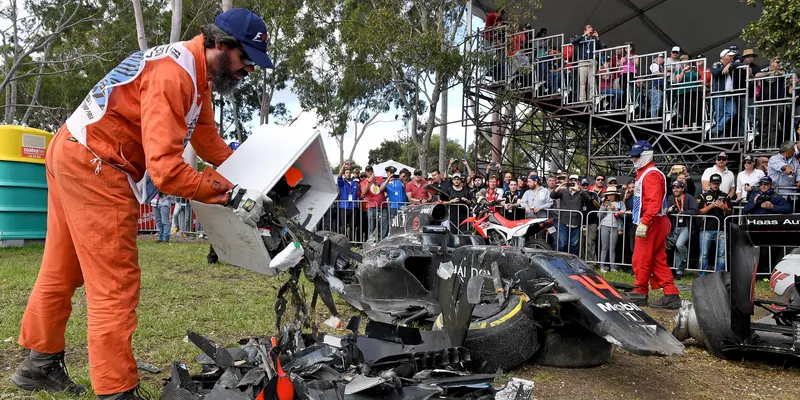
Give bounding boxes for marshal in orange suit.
[12,9,274,399]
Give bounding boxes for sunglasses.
[596,178,604,181]
[717,157,727,161]
[235,45,256,66]
[744,160,753,164]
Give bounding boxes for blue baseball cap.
[629,140,653,157]
[214,8,275,69]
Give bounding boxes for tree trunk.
[132,0,148,50]
[221,0,233,11]
[21,42,53,125]
[5,0,19,123]
[231,94,242,141]
[438,86,448,173]
[170,0,182,43]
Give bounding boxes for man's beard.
[212,51,246,95]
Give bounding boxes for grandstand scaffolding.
[462,3,796,178]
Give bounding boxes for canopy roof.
[473,0,764,61]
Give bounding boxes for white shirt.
[701,166,736,194]
[735,169,765,199]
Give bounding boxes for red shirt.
[360,177,386,208]
[406,180,430,202]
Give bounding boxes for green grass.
[0,240,326,399]
[0,240,776,399]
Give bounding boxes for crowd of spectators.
[326,140,800,275]
[481,12,800,144]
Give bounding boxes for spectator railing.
[561,39,596,106]
[478,25,509,86]
[593,44,630,114]
[627,52,667,123]
[776,187,800,213]
[583,211,723,274]
[746,72,797,151]
[707,65,748,140]
[530,34,564,98]
[316,200,372,245]
[548,208,585,255]
[506,27,536,92]
[664,58,707,133]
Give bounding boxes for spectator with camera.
[743,176,793,214]
[337,161,360,237]
[384,165,407,219]
[598,186,625,272]
[768,141,800,193]
[571,25,601,102]
[666,180,698,278]
[444,173,472,226]
[667,164,697,197]
[582,178,601,264]
[735,155,765,203]
[550,175,595,255]
[697,173,732,274]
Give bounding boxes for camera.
[757,193,773,204]
[567,182,575,188]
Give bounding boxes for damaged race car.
[673,214,800,363]
[324,203,684,373]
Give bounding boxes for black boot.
[649,294,682,309]
[9,350,86,395]
[98,385,152,400]
[207,244,218,264]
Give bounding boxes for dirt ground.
[2,239,800,399]
[516,307,800,400]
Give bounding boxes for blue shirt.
[385,179,408,208]
[337,177,359,209]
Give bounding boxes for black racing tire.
[533,324,612,368]
[692,271,734,359]
[434,294,538,373]
[525,237,552,250]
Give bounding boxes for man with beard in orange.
[12,9,274,399]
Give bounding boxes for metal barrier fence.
[627,52,667,123]
[562,39,596,106]
[746,72,797,151]
[138,204,158,233]
[664,58,707,132]
[583,211,723,274]
[315,200,473,244]
[137,198,203,236]
[530,34,564,97]
[593,44,630,114]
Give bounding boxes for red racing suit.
[631,161,679,296]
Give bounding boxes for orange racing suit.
[18,34,233,395]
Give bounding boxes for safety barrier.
[593,44,630,114]
[315,200,473,244]
[506,27,536,92]
[561,39,596,106]
[137,198,203,237]
[627,52,667,123]
[746,72,797,151]
[664,58,707,132]
[583,211,727,274]
[138,204,158,233]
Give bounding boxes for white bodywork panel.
[191,125,337,276]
